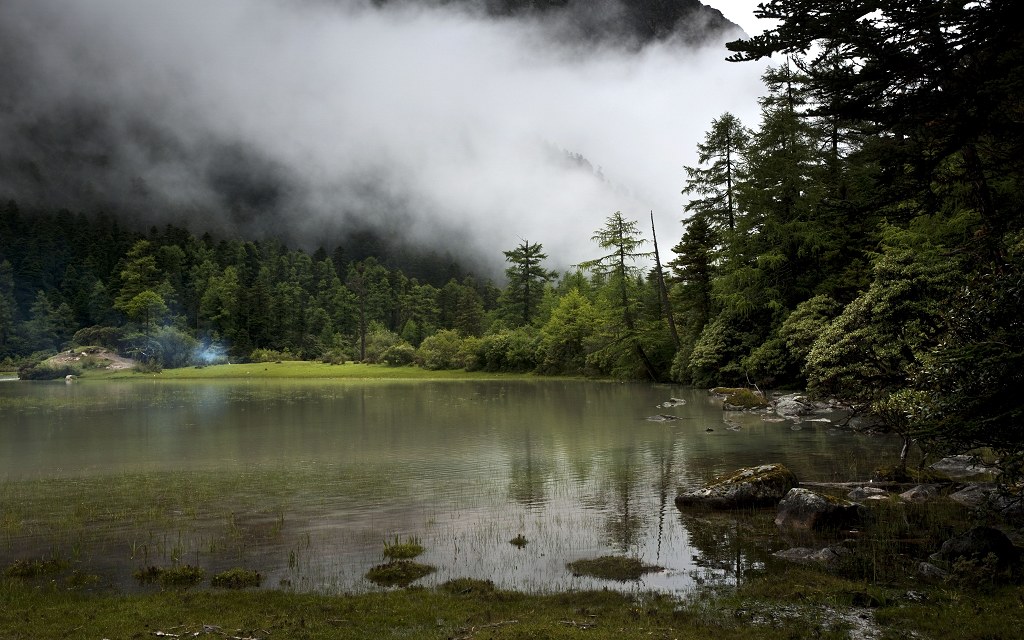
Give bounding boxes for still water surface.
[0,379,899,593]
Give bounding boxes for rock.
[949,483,997,508]
[773,393,812,419]
[659,398,687,408]
[847,486,888,501]
[949,484,1024,517]
[899,484,939,503]
[646,414,680,422]
[917,561,949,580]
[930,455,998,479]
[675,463,798,510]
[773,546,843,565]
[930,526,1022,570]
[775,488,865,531]
[711,388,769,410]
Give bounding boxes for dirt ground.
[48,347,138,371]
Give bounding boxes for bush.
[479,329,537,372]
[416,329,472,370]
[152,326,199,369]
[320,347,352,365]
[363,325,404,364]
[71,325,124,350]
[382,343,416,366]
[249,348,300,363]
[17,362,80,380]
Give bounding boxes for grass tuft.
[566,556,663,581]
[133,564,206,588]
[365,560,436,587]
[4,557,67,578]
[211,568,263,589]
[382,536,425,560]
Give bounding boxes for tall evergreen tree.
[499,239,557,326]
[579,211,659,380]
[682,112,750,234]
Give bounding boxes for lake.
[0,378,900,594]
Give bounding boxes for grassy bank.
[93,361,556,381]
[3,569,1022,639]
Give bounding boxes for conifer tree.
[499,239,557,326]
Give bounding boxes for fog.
[0,0,768,271]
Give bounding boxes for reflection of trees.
[508,430,550,507]
[652,430,676,564]
[598,456,638,552]
[678,512,776,587]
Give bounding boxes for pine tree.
[499,239,557,326]
[682,112,750,234]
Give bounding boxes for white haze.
[2,0,768,270]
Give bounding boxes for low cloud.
[0,0,766,270]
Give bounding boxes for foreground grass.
[94,361,552,381]
[3,570,1023,640]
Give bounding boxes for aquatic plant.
[133,564,206,588]
[382,536,425,560]
[211,568,263,589]
[365,560,435,587]
[4,556,66,578]
[566,556,663,581]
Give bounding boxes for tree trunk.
[650,211,680,349]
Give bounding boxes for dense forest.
[1,1,1022,478]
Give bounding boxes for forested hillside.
[1,1,1022,477]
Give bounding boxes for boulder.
[949,484,1024,517]
[773,393,812,419]
[773,546,844,565]
[930,526,1022,570]
[847,486,888,501]
[899,484,939,503]
[775,488,865,531]
[930,455,997,479]
[675,463,798,510]
[916,561,949,580]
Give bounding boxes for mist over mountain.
[0,0,758,272]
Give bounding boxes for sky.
[0,0,774,272]
[703,1,774,37]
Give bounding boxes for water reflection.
[0,380,901,594]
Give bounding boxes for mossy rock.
[873,466,949,483]
[712,387,769,410]
[676,463,799,509]
[566,556,663,581]
[365,561,436,587]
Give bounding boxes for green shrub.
[71,325,124,350]
[416,329,470,370]
[382,343,416,366]
[17,362,80,380]
[249,348,300,363]
[363,324,404,364]
[479,329,537,372]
